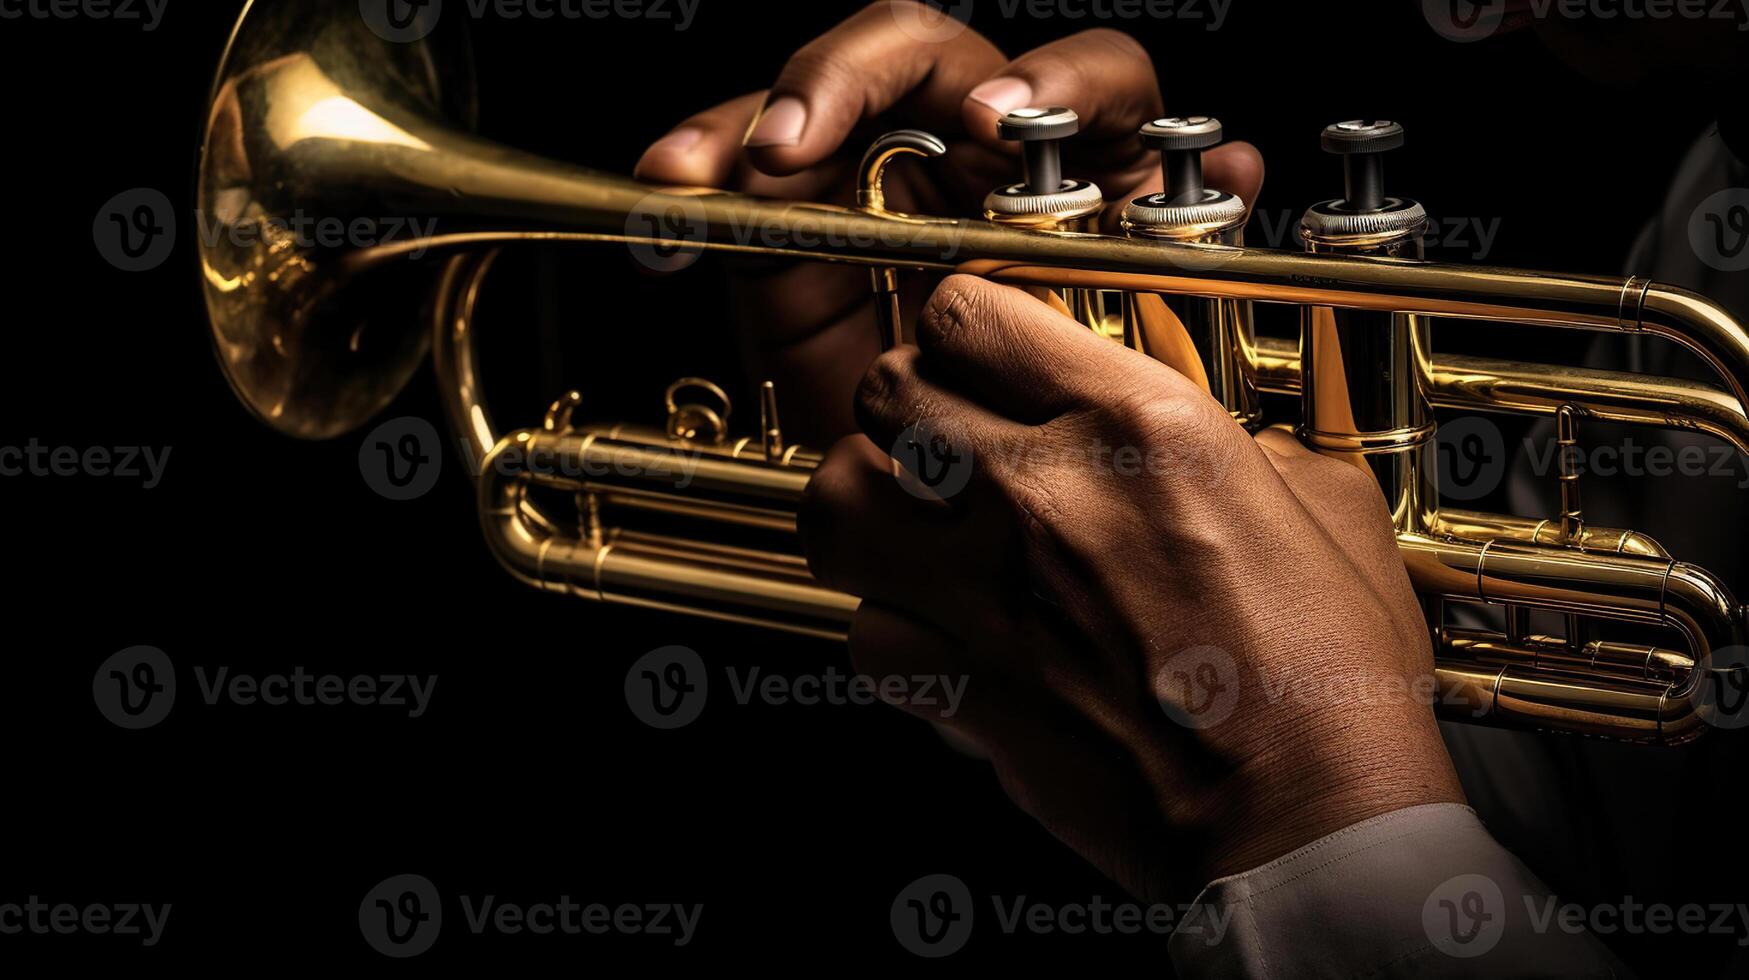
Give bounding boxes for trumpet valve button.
[998,106,1079,194]
[1320,119,1404,213]
[1139,115,1223,207]
[1139,115,1222,151]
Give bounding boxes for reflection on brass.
[202,0,1748,744]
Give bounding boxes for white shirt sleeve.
[1167,803,1629,978]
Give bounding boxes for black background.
[3,0,1744,970]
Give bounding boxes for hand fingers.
[1253,427,1426,650]
[634,91,765,187]
[846,602,977,725]
[852,344,1028,474]
[961,29,1162,153]
[800,435,999,627]
[909,275,1198,423]
[1253,428,1400,571]
[1203,141,1265,217]
[741,1,1008,176]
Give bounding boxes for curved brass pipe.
[1251,336,1749,457]
[202,0,1749,746]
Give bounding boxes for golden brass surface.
[204,0,1749,744]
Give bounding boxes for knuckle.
[1074,27,1151,65]
[779,39,857,94]
[917,275,987,350]
[1108,386,1216,448]
[855,348,913,420]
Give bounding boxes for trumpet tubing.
[205,0,1748,744]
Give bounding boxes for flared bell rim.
[197,0,479,440]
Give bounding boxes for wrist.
[1197,707,1465,888]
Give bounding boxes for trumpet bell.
[199,0,478,439]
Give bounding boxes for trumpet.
[202,0,1749,744]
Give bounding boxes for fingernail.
[647,127,705,157]
[967,77,1034,115]
[744,97,807,148]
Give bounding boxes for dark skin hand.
[639,2,1464,904]
[635,0,1262,445]
[807,276,1466,903]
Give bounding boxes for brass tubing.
[316,121,1749,417]
[1438,509,1668,558]
[513,430,814,507]
[1250,336,1749,457]
[1441,627,1693,682]
[478,434,857,639]
[1403,532,1746,661]
[1430,353,1749,457]
[1433,659,1699,744]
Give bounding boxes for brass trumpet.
[202,0,1749,743]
